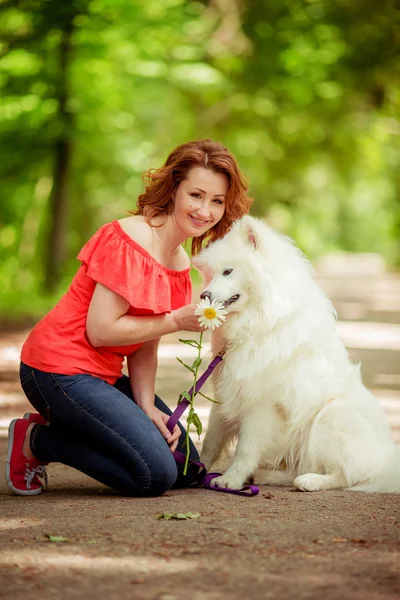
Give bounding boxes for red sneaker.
[22,414,49,489]
[5,419,48,496]
[23,412,48,425]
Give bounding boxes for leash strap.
[166,353,223,431]
[166,352,259,497]
[173,452,259,496]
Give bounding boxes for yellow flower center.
[204,308,217,319]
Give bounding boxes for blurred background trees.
[0,0,399,321]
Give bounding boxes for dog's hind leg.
[294,473,346,492]
[253,469,293,486]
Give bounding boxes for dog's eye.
[223,269,233,276]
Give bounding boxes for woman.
[6,139,252,497]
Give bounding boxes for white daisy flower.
[194,297,228,330]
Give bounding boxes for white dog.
[193,215,400,493]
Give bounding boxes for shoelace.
[24,464,48,490]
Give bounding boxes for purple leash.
[166,351,259,497]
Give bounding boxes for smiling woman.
[8,139,252,499]
[132,139,253,254]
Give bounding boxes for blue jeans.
[19,362,200,496]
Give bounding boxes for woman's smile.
[189,214,211,227]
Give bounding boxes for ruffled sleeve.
[77,221,192,314]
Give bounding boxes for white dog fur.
[193,215,400,493]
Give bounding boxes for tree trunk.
[44,20,73,292]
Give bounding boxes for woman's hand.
[143,405,181,453]
[172,303,203,332]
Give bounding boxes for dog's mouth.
[223,294,240,308]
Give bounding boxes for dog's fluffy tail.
[348,445,400,493]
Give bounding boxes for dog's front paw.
[294,473,327,492]
[210,474,245,490]
[245,473,255,485]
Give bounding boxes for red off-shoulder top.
[21,221,192,384]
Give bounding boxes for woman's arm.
[127,337,160,413]
[127,339,181,452]
[86,283,201,347]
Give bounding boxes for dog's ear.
[235,216,261,249]
[247,226,259,249]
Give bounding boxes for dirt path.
[0,253,399,600]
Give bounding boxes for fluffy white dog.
[193,215,400,493]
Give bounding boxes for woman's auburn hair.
[131,139,253,255]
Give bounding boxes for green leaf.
[178,339,200,349]
[191,412,203,437]
[158,512,200,520]
[176,357,194,372]
[198,391,223,404]
[178,391,192,404]
[191,356,202,371]
[47,535,68,543]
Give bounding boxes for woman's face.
[172,166,228,238]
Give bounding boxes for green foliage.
[0,0,399,319]
[191,356,202,371]
[198,391,222,405]
[191,410,203,437]
[178,338,201,349]
[178,391,192,403]
[176,357,195,373]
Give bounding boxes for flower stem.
[183,331,203,475]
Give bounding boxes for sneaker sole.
[5,419,42,496]
[23,412,48,425]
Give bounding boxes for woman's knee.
[146,459,178,496]
[122,448,178,497]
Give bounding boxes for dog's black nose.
[200,291,212,301]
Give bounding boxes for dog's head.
[192,216,314,327]
[192,218,263,312]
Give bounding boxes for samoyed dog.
[193,215,400,493]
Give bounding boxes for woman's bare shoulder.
[176,246,191,270]
[118,215,153,246]
[118,216,190,271]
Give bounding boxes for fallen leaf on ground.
[46,535,68,543]
[331,537,348,543]
[157,512,201,520]
[159,594,176,600]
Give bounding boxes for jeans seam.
[31,372,52,421]
[50,374,152,490]
[20,371,33,385]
